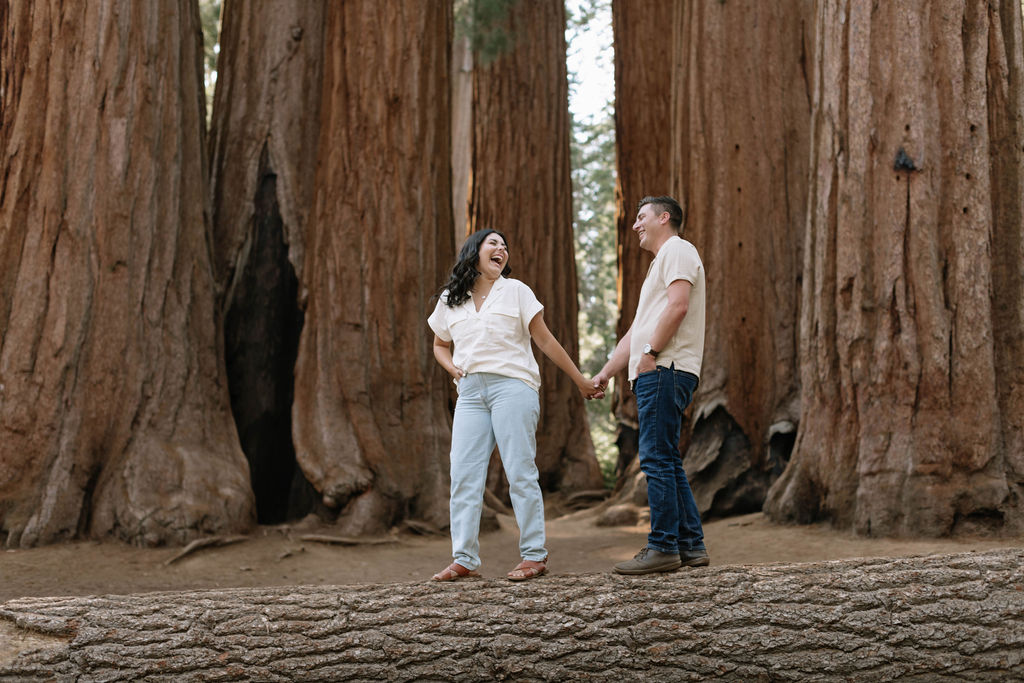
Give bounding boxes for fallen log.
[1,549,1021,681]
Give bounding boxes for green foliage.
[198,0,222,123]
[455,0,519,65]
[571,105,616,381]
[566,0,618,487]
[572,104,618,489]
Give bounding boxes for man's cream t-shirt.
[628,235,706,382]
[427,277,544,392]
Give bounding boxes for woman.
[427,229,602,582]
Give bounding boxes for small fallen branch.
[564,489,610,509]
[298,534,396,546]
[163,535,248,566]
[399,519,446,536]
[483,488,513,515]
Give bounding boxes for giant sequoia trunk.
[765,0,1024,535]
[608,0,669,481]
[451,34,473,249]
[668,1,814,518]
[291,1,454,535]
[2,549,1022,680]
[207,0,326,524]
[469,0,603,497]
[0,1,253,547]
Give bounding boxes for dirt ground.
[2,509,1021,603]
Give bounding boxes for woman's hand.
[433,335,465,382]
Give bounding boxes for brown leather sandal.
[507,556,547,581]
[431,562,480,582]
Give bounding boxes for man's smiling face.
[633,204,665,252]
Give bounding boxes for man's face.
[632,204,665,252]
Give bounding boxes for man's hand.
[593,372,610,394]
[636,353,657,375]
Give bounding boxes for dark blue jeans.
[634,364,704,554]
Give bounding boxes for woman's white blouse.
[428,277,544,392]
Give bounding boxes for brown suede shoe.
[613,546,682,575]
[680,548,710,567]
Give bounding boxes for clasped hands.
[582,372,611,401]
[579,380,605,401]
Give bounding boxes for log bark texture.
[0,0,254,547]
[290,1,454,535]
[469,0,603,496]
[669,1,815,518]
[207,0,326,523]
[1,549,1022,681]
[765,0,1024,536]
[608,0,670,481]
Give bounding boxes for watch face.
[643,343,652,354]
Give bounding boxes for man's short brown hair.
[638,195,684,231]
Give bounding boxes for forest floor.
[2,508,1021,602]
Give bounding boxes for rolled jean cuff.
[647,542,677,555]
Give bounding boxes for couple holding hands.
[427,196,708,582]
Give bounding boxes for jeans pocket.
[634,369,659,404]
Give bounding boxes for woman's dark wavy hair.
[436,229,511,307]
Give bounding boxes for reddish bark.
[765,0,1024,535]
[291,0,455,535]
[669,0,814,516]
[469,0,603,496]
[207,0,326,523]
[609,0,670,480]
[208,0,325,293]
[0,0,253,547]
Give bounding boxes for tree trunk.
[469,0,603,497]
[608,0,670,482]
[765,0,1024,536]
[0,0,253,547]
[2,549,1022,680]
[207,0,326,524]
[451,33,473,251]
[208,0,324,296]
[668,1,814,518]
[290,1,454,536]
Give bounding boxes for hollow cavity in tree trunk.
[224,164,311,525]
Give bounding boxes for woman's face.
[476,233,508,279]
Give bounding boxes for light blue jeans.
[449,373,545,570]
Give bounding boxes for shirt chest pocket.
[447,307,473,337]
[486,304,522,338]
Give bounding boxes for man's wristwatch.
[642,343,659,358]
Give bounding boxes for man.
[594,195,708,574]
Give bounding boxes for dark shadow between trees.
[224,157,312,525]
